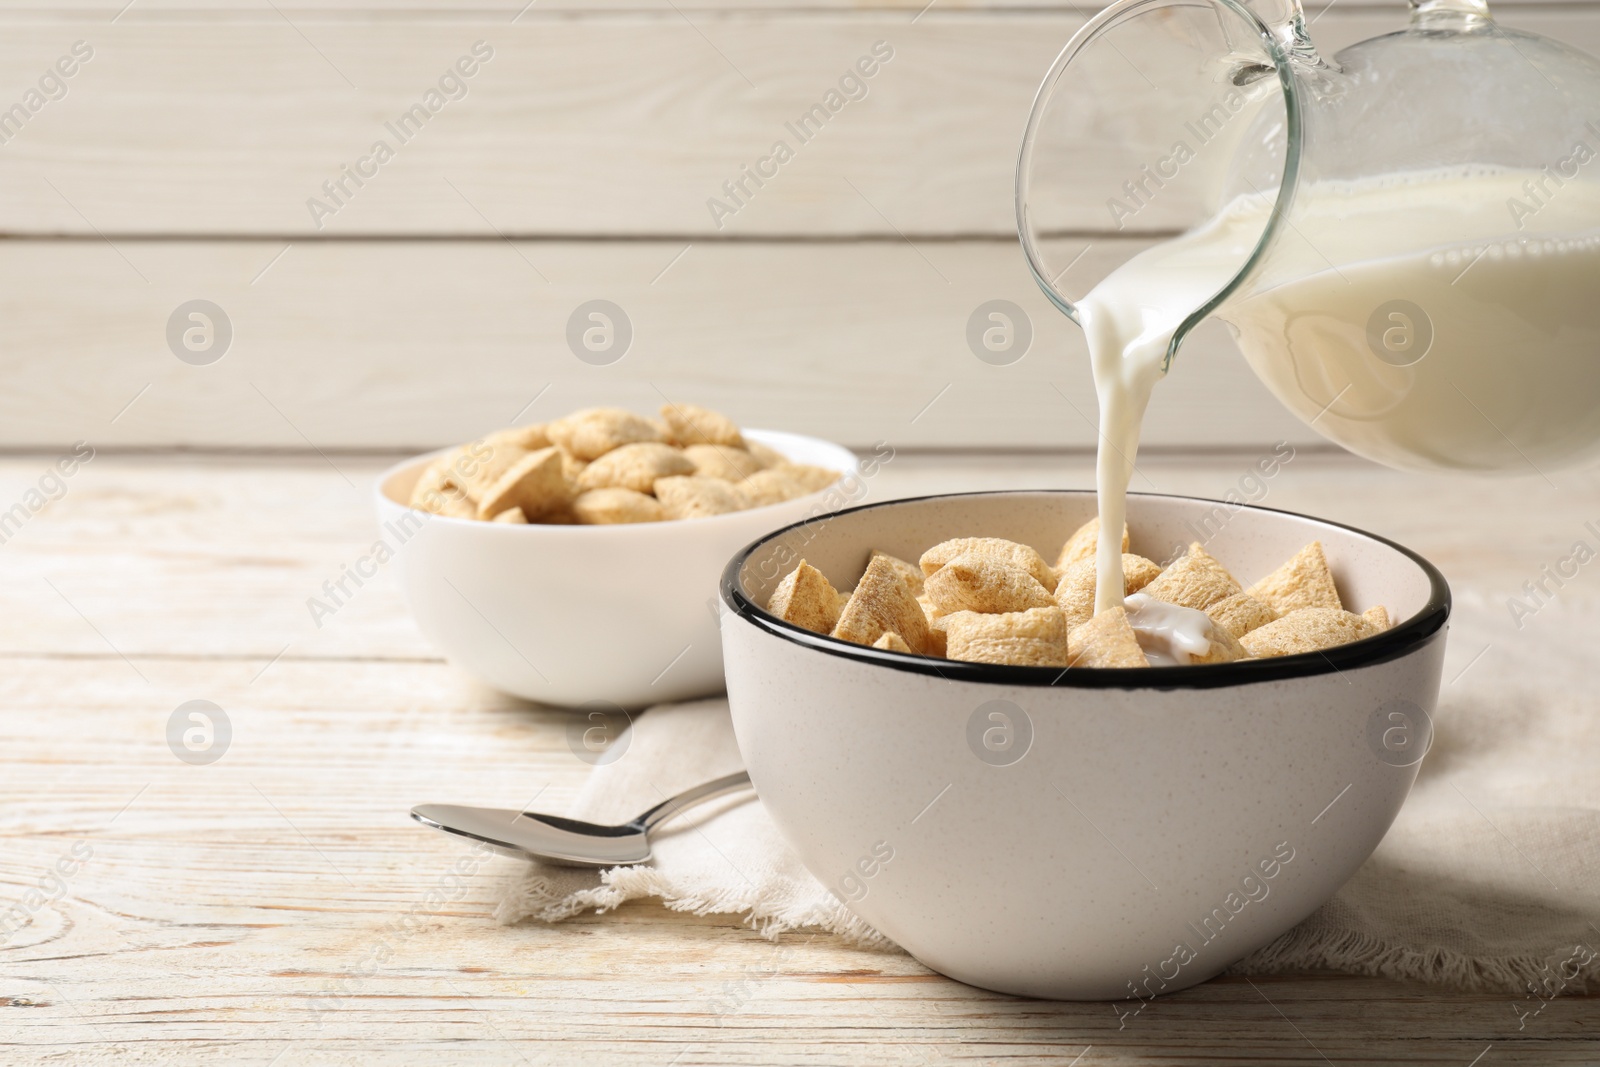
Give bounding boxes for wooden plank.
[0,8,1593,236]
[0,236,1318,450]
[2,449,1594,665]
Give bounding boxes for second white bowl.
[375,429,859,708]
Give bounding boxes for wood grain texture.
[2,450,1596,662]
[4,4,1599,451]
[0,8,1593,236]
[0,237,1317,450]
[2,453,1598,1064]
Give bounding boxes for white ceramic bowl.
[720,490,1450,1000]
[375,429,859,708]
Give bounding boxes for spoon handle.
[637,771,754,832]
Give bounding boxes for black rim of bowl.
[719,489,1451,690]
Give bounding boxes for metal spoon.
[410,771,753,867]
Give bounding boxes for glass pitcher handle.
[1243,0,1325,66]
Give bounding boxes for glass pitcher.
[1017,0,1600,473]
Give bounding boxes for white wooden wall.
[2,0,1594,451]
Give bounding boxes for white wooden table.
[3,448,1597,1065]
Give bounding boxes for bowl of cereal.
[719,489,1449,1000]
[375,404,860,708]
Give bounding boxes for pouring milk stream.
[1076,169,1600,616]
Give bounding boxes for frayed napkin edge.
[493,864,901,952]
[1231,922,1599,996]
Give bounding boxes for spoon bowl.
[411,771,753,867]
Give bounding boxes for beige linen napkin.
[493,697,892,948]
[496,598,1600,995]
